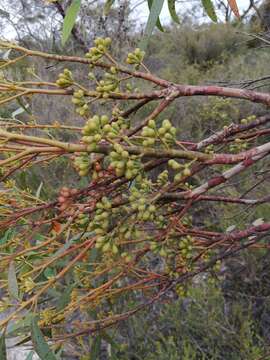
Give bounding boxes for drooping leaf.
[201,0,218,22]
[61,0,81,46]
[228,0,240,18]
[168,0,180,24]
[8,261,19,300]
[103,0,115,15]
[0,333,7,360]
[30,316,57,360]
[25,351,35,360]
[140,0,165,50]
[148,0,164,32]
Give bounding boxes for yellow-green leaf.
[62,0,81,46]
[168,0,180,24]
[201,0,218,22]
[104,0,115,15]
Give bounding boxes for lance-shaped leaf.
[8,261,19,300]
[0,333,7,360]
[140,0,165,50]
[201,0,218,22]
[31,316,57,360]
[62,0,81,46]
[228,0,240,18]
[148,0,164,32]
[168,0,180,24]
[104,0,115,15]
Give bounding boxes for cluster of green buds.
[76,212,89,227]
[129,189,156,221]
[126,48,145,68]
[72,90,89,116]
[91,197,112,236]
[96,70,119,98]
[82,114,109,148]
[182,215,193,227]
[179,235,194,261]
[142,119,157,147]
[109,143,141,179]
[85,37,112,62]
[158,119,177,146]
[229,137,248,153]
[240,115,256,125]
[150,241,168,257]
[168,160,191,182]
[56,68,73,88]
[175,284,189,298]
[98,115,128,140]
[95,235,119,255]
[204,144,214,154]
[157,170,169,186]
[73,153,91,177]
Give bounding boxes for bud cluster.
[72,90,89,116]
[109,143,141,179]
[85,37,112,62]
[56,68,73,88]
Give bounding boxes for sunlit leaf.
[61,0,81,46]
[201,0,217,22]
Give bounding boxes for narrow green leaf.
[25,351,35,360]
[31,316,57,360]
[0,333,7,360]
[61,0,81,46]
[8,261,19,300]
[140,0,165,50]
[90,336,101,359]
[56,284,74,311]
[148,0,164,32]
[103,0,115,15]
[201,0,218,22]
[168,0,180,24]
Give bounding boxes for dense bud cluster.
[73,153,91,177]
[172,162,192,182]
[229,137,248,152]
[126,48,145,68]
[109,143,141,179]
[129,187,156,221]
[157,170,169,186]
[178,235,194,263]
[82,114,109,146]
[72,89,89,116]
[96,71,119,98]
[85,37,112,62]
[56,68,73,88]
